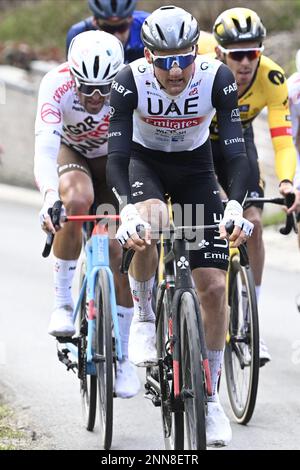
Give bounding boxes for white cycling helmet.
[68,30,124,88]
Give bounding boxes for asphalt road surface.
[1,191,300,450]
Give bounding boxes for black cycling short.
[129,140,229,271]
[212,124,265,210]
[57,143,117,210]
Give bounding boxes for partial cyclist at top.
[208,8,297,365]
[107,5,254,447]
[34,30,140,399]
[66,0,149,63]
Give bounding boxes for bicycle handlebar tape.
[225,220,250,266]
[120,249,135,274]
[280,193,296,235]
[42,200,63,258]
[119,224,146,273]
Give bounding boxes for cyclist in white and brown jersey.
[34,30,140,399]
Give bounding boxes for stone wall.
[0,65,42,189]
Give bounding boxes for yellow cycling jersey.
[197,31,217,55]
[210,55,296,182]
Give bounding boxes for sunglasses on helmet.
[149,48,196,71]
[218,45,264,62]
[74,76,112,97]
[97,18,131,34]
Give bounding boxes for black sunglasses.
[74,76,111,97]
[219,45,264,62]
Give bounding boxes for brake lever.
[42,200,63,258]
[280,193,297,235]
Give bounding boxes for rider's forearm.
[34,134,60,198]
[226,155,250,204]
[106,152,132,209]
[274,146,297,183]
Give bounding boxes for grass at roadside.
[1,0,300,63]
[0,0,89,55]
[0,403,31,450]
[262,210,286,227]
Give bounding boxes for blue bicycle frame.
[66,222,122,374]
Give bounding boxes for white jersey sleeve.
[34,68,64,198]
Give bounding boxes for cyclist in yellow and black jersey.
[210,8,297,365]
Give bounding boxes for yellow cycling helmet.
[197,31,217,54]
[213,8,266,46]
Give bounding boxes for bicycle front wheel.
[156,282,184,450]
[95,269,113,450]
[225,256,259,424]
[180,292,206,450]
[79,259,97,432]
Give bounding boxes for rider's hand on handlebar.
[279,181,300,214]
[116,204,151,251]
[39,190,64,235]
[219,200,254,248]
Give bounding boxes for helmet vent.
[155,23,166,42]
[179,21,185,40]
[102,63,111,80]
[126,0,133,11]
[160,6,175,11]
[111,0,117,14]
[93,55,100,78]
[246,16,252,32]
[232,18,243,33]
[95,0,102,11]
[74,70,84,79]
[82,61,89,79]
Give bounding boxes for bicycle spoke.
[225,259,259,424]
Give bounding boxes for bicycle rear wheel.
[156,282,184,450]
[79,259,97,432]
[180,292,206,450]
[225,256,259,424]
[95,269,113,450]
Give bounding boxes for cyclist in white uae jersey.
[107,6,254,446]
[34,30,140,399]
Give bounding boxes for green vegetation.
[0,0,300,59]
[0,404,26,450]
[0,0,89,54]
[262,210,286,228]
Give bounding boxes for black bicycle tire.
[180,292,206,450]
[79,259,97,431]
[225,256,260,424]
[95,269,113,450]
[156,282,184,450]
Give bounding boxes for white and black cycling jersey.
[128,56,220,152]
[34,62,110,196]
[107,55,248,206]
